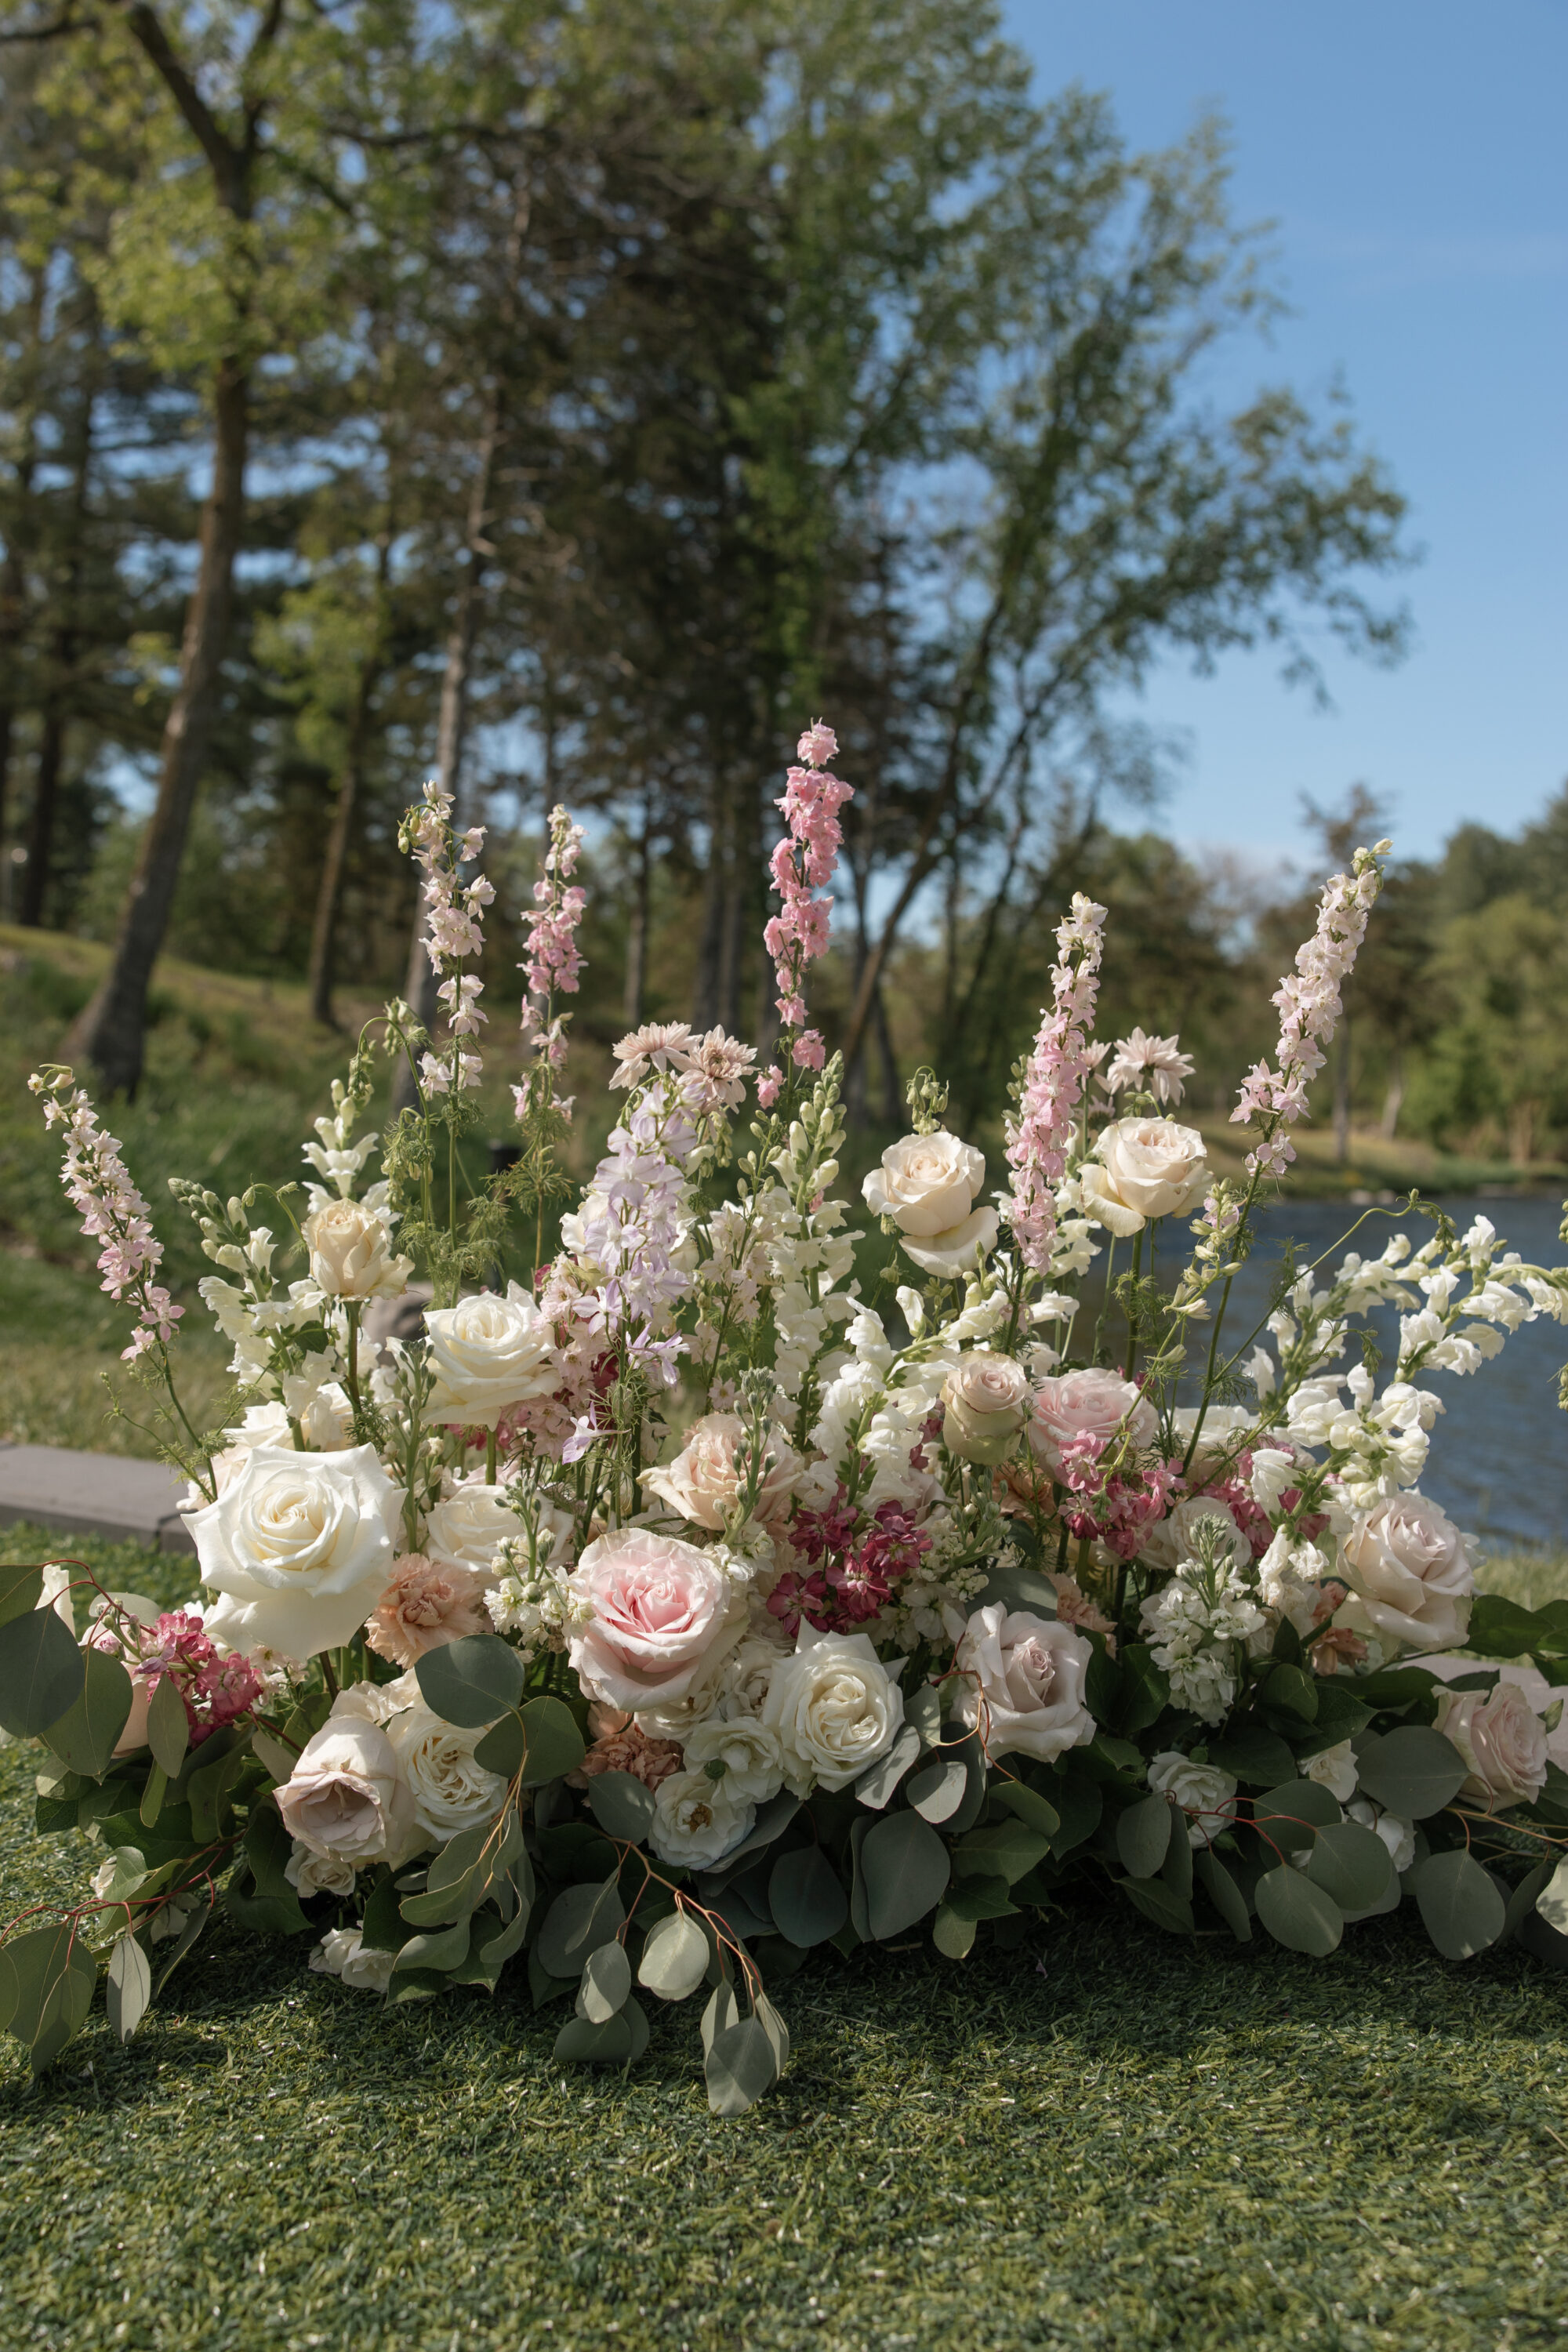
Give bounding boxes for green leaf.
[39,1645,133,1780]
[396,1918,472,1973]
[702,1792,803,1882]
[637,1910,710,2001]
[243,1802,300,1904]
[706,2014,779,2116]
[1303,1820,1393,1916]
[147,1674,189,1778]
[859,1809,951,1940]
[528,1944,578,2011]
[586,1770,655,1843]
[516,1696,587,1788]
[942,1875,1018,1923]
[1299,1679,1374,1746]
[989,1781,1061,1838]
[0,1563,45,1629]
[414,1634,524,1728]
[1467,1593,1552,1660]
[1497,1857,1555,1947]
[185,1737,248,1843]
[700,1977,739,2057]
[904,1682,942,1749]
[1195,1848,1252,1942]
[1048,1776,1103,1856]
[554,2009,634,2065]
[1206,1726,1297,1788]
[106,1933,152,2043]
[854,1723,922,1809]
[1411,1849,1506,1959]
[953,1820,1051,1885]
[1355,1727,1468,1820]
[755,1992,790,2078]
[1250,1777,1342,1853]
[1115,1792,1172,1880]
[1117,1644,1171,1737]
[905,1756,969,1824]
[1352,1667,1448,1711]
[0,1922,96,2069]
[1261,1664,1318,1722]
[361,1871,405,1956]
[768,1846,848,1949]
[1537,1858,1568,1936]
[1161,1813,1193,1902]
[577,1939,631,2024]
[931,1902,977,1958]
[535,1873,625,1981]
[96,1845,149,1904]
[472,1710,525,1778]
[399,1819,506,1929]
[138,1763,169,1830]
[1120,1876,1194,1936]
[1254,1865,1343,1956]
[0,1607,85,1738]
[938,1728,989,1835]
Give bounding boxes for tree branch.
[118,2,242,200]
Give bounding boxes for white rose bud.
[1080,1118,1210,1237]
[303,1199,413,1301]
[940,1351,1030,1466]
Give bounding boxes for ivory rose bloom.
[566,1530,742,1713]
[310,1926,397,1994]
[1334,1492,1475,1655]
[862,1129,998,1277]
[941,1352,1030,1466]
[1028,1367,1157,1472]
[1147,1751,1238,1847]
[1080,1118,1210,1237]
[681,1713,787,1803]
[760,1625,904,1793]
[950,1605,1095,1765]
[365,1555,492,1667]
[424,1479,565,1582]
[386,1690,510,1843]
[191,1444,401,1660]
[648,1768,754,1869]
[425,1282,560,1428]
[285,1843,358,1899]
[1432,1681,1549,1809]
[1138,1494,1250,1578]
[642,1412,800,1532]
[303,1198,412,1301]
[275,1715,418,1866]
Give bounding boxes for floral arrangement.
[6,722,1568,2112]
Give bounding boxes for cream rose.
[1302,1738,1359,1802]
[1334,1493,1475,1656]
[191,1443,401,1660]
[1028,1367,1158,1472]
[386,1697,510,1843]
[760,1625,904,1794]
[950,1605,1095,1766]
[1080,1119,1210,1237]
[275,1715,419,1865]
[423,1479,561,1582]
[940,1352,1030,1466]
[648,1768,755,1869]
[1138,1494,1250,1578]
[641,1413,800,1532]
[1432,1680,1549,1809]
[425,1282,560,1428]
[1147,1751,1239,1847]
[862,1130,999,1276]
[681,1713,787,1803]
[566,1530,742,1713]
[309,1926,397,1994]
[303,1198,412,1301]
[285,1843,358,1899]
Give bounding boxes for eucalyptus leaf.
[638,1910,710,2002]
[414,1634,524,1728]
[0,1563,45,1630]
[577,1938,632,2024]
[905,1756,969,1825]
[768,1846,848,1949]
[1354,1727,1468,1821]
[706,2014,779,2116]
[1536,1857,1568,1936]
[586,1770,655,1842]
[106,1933,152,2043]
[40,1645,133,1780]
[1120,1876,1194,1936]
[1195,1847,1252,1942]
[953,1820,1051,1885]
[989,1781,1062,1838]
[854,1724,922,1810]
[147,1674,189,1778]
[535,1873,625,1981]
[1254,1864,1343,1957]
[700,1976,739,2056]
[932,1902,977,1959]
[516,1697,586,1788]
[860,1809,950,1940]
[554,2009,634,2065]
[0,1608,85,1740]
[1410,1849,1505,1959]
[1302,1820,1393,1916]
[1115,1791,1172,1881]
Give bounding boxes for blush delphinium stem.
[1001,892,1108,1277]
[757,721,853,1111]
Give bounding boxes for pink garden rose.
[1432,1679,1550,1809]
[1335,1492,1475,1655]
[950,1604,1096,1765]
[565,1530,741,1712]
[275,1716,418,1866]
[1028,1367,1157,1473]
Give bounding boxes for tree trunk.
[623,790,652,1028]
[22,354,94,932]
[1380,1047,1404,1140]
[691,771,728,1029]
[873,975,902,1126]
[66,356,249,1093]
[308,524,390,1027]
[0,270,44,866]
[20,704,65,929]
[1333,1017,1352,1167]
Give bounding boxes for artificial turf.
[1,1529,1566,2352]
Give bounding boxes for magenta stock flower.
[758,720,853,1099]
[1002,893,1109,1275]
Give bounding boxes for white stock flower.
[1138,1496,1250,1579]
[1080,1118,1209,1237]
[425,1282,560,1428]
[191,1444,401,1660]
[1147,1751,1238,1847]
[760,1625,904,1794]
[1140,1563,1266,1726]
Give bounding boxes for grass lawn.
[1,1531,1566,2352]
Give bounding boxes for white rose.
[898,1206,1000,1279]
[1432,1680,1549,1809]
[641,1412,801,1532]
[1302,1738,1359,1802]
[285,1842,358,1899]
[309,1926,397,1994]
[940,1352,1030,1466]
[567,1530,742,1714]
[386,1699,510,1843]
[1148,1751,1239,1848]
[1334,1492,1475,1655]
[1347,1797,1416,1874]
[1028,1367,1158,1472]
[718,1631,792,1719]
[862,1130,986,1236]
[303,1198,412,1301]
[206,1392,354,1496]
[424,1479,563,1583]
[275,1715,419,1865]
[425,1282,560,1428]
[191,1443,401,1660]
[647,1769,755,1870]
[1138,1495,1250,1579]
[1080,1118,1210,1237]
[950,1605,1095,1766]
[1417,1655,1568,1774]
[760,1625,905,1794]
[681,1715,787,1803]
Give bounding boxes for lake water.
[1090,1192,1568,1554]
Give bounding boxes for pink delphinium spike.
[515,804,587,1121]
[758,719,853,1102]
[29,1068,184,1360]
[1002,893,1108,1275]
[401,780,493,1098]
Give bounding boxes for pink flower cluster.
[1002,893,1109,1274]
[90,1608,263,1746]
[768,1494,932,1635]
[404,782,493,1097]
[516,804,588,1117]
[1232,844,1388,1178]
[1058,1441,1182,1563]
[30,1069,183,1362]
[757,721,854,1107]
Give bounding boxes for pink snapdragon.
[29,1069,183,1361]
[1002,893,1109,1275]
[401,782,492,1098]
[757,720,853,1102]
[1230,842,1389,1178]
[515,804,587,1121]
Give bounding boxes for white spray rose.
[1302,1738,1359,1802]
[285,1843,358,1899]
[862,1129,998,1276]
[760,1625,904,1794]
[1147,1751,1239,1848]
[950,1606,1095,1766]
[425,1282,560,1428]
[648,1769,755,1869]
[386,1697,510,1843]
[309,1926,397,1994]
[303,1198,412,1301]
[681,1714,787,1803]
[940,1352,1030,1466]
[275,1715,419,1865]
[1080,1118,1210,1237]
[1432,1680,1549,1809]
[1335,1492,1475,1655]
[191,1443,401,1660]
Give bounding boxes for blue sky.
[1003,0,1567,871]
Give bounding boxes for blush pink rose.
[1027,1367,1158,1472]
[565,1530,741,1712]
